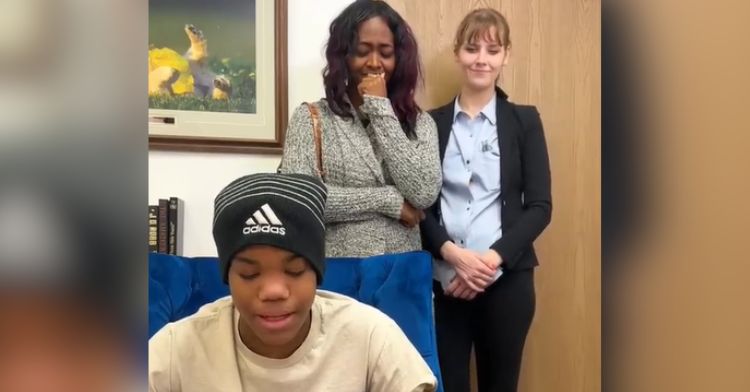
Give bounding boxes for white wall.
[148,0,351,256]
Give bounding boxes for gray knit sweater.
[279,95,441,257]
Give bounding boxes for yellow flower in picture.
[148,47,194,95]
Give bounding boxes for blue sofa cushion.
[358,252,436,359]
[317,256,361,298]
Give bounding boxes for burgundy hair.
[322,0,423,138]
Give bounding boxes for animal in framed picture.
[149,24,233,101]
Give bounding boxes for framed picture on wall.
[148,0,287,154]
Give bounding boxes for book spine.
[148,205,158,252]
[168,197,178,255]
[176,198,184,255]
[158,199,169,254]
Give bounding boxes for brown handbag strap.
[304,102,325,180]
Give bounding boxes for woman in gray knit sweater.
[279,0,441,258]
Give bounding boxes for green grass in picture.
[149,58,257,113]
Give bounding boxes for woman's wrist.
[360,95,395,118]
[439,241,458,263]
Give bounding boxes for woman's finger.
[453,284,468,299]
[445,278,459,296]
[475,262,496,278]
[459,286,474,300]
[465,277,485,292]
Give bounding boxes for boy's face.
[228,245,317,358]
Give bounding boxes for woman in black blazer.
[420,8,552,392]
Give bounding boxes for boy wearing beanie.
[148,173,436,392]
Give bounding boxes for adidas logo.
[243,203,286,235]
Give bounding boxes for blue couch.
[149,251,443,391]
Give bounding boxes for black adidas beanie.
[212,173,328,284]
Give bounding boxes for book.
[157,199,169,253]
[148,205,158,252]
[168,197,184,255]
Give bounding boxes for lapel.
[434,87,517,192]
[494,86,517,194]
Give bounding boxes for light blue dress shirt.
[434,95,503,289]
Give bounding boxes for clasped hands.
[440,242,503,300]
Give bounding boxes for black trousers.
[433,268,535,392]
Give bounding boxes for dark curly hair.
[323,0,422,138]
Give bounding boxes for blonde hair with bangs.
[453,8,511,53]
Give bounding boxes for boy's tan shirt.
[149,290,436,392]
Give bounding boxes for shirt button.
[466,160,470,164]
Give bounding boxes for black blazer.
[420,87,552,271]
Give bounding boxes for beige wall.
[386,1,601,391]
